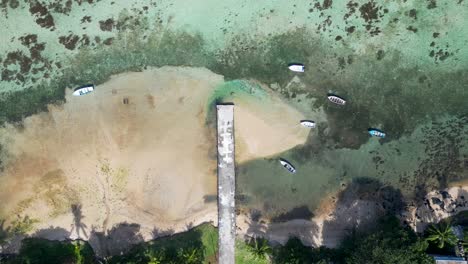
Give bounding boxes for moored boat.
[368,128,386,138]
[73,84,95,96]
[279,158,296,174]
[288,64,305,73]
[300,120,316,128]
[327,94,346,105]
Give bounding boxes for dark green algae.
[1,11,467,220]
[2,26,467,149]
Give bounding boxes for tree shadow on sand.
[104,224,209,263]
[33,226,71,241]
[70,204,88,239]
[321,177,406,247]
[243,206,321,248]
[151,227,175,239]
[0,216,37,253]
[88,222,144,257]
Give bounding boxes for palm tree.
[247,237,272,260]
[144,248,166,264]
[426,221,458,249]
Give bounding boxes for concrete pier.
[216,104,235,264]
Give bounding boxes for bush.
[13,238,97,264]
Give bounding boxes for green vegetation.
[2,239,97,264]
[246,237,273,261]
[273,237,336,264]
[1,23,466,149]
[236,239,270,264]
[6,217,466,264]
[425,221,458,249]
[107,223,217,264]
[339,215,433,264]
[0,83,65,124]
[0,216,39,249]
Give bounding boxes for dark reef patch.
[28,1,55,29]
[359,1,379,22]
[81,15,92,23]
[19,34,38,47]
[0,24,467,153]
[358,1,384,36]
[58,34,80,50]
[427,0,437,9]
[344,1,359,20]
[406,26,418,33]
[376,49,385,60]
[345,25,356,34]
[0,0,20,14]
[57,34,93,50]
[408,9,417,19]
[99,18,115,32]
[412,117,468,199]
[102,37,114,45]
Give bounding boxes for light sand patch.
[233,87,310,163]
[236,190,382,248]
[0,67,308,253]
[0,67,223,243]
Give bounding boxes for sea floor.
[0,0,467,255]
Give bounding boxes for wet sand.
[0,67,308,254]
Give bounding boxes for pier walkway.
[216,104,235,264]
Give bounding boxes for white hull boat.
[300,120,316,128]
[327,95,346,105]
[368,128,386,138]
[73,84,95,96]
[279,159,296,174]
[288,64,305,73]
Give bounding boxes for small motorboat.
[327,94,346,105]
[279,158,296,174]
[368,128,386,138]
[300,120,316,128]
[73,84,95,96]
[288,64,305,73]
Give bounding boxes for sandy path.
[0,66,309,254]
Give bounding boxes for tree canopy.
[338,215,434,264]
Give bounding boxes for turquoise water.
[1,0,467,222]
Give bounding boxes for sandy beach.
[0,66,309,255]
[0,67,465,256]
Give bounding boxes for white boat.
[300,120,316,128]
[279,159,296,174]
[73,84,95,96]
[327,95,346,105]
[288,64,305,73]
[368,128,386,138]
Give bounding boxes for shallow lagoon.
[0,0,467,229]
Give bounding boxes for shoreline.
[6,184,468,257]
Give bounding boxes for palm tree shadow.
[88,223,144,257]
[71,204,88,239]
[0,219,11,246]
[151,227,175,239]
[33,226,71,240]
